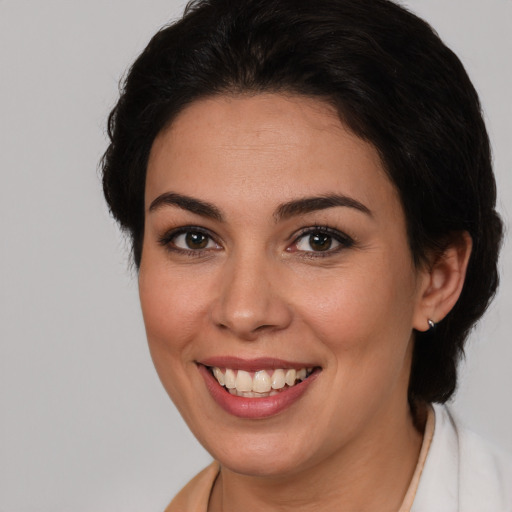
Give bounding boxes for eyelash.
[158,225,355,258]
[288,225,355,258]
[158,226,221,257]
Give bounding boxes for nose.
[210,251,293,340]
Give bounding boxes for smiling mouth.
[206,366,317,398]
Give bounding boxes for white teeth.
[253,370,272,393]
[271,369,286,390]
[285,369,297,386]
[235,370,252,392]
[213,367,225,386]
[210,366,315,396]
[224,369,236,389]
[297,368,307,381]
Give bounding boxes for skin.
[139,94,471,511]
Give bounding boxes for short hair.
[101,0,503,404]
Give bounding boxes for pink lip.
[199,356,315,372]
[197,363,320,419]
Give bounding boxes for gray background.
[1,1,510,510]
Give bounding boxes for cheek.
[138,264,212,417]
[138,262,208,348]
[293,251,418,394]
[295,264,417,434]
[137,262,214,405]
[301,268,414,343]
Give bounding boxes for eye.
[159,227,221,254]
[173,231,216,250]
[296,232,337,252]
[289,227,354,255]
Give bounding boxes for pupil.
[309,233,331,251]
[186,232,208,249]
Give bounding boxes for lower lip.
[198,365,320,419]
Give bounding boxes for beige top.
[166,407,435,512]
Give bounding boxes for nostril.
[254,324,277,333]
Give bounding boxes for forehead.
[146,93,399,218]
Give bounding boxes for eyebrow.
[148,192,224,221]
[148,191,371,222]
[274,194,372,221]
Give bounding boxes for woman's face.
[139,94,429,477]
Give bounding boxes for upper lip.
[198,356,319,372]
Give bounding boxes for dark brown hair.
[101,0,503,404]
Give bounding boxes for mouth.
[207,366,316,398]
[197,357,321,419]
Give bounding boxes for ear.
[413,232,472,332]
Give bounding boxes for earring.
[428,319,436,330]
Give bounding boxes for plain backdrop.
[1,1,511,510]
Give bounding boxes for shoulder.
[165,462,220,512]
[453,407,512,511]
[413,404,512,512]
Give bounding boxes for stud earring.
[428,319,436,330]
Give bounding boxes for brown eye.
[168,230,219,251]
[308,233,332,251]
[291,227,354,255]
[185,231,209,249]
[296,231,338,252]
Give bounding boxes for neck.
[209,401,424,512]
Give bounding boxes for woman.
[101,0,511,510]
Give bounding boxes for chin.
[201,428,320,478]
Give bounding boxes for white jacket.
[412,404,512,511]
